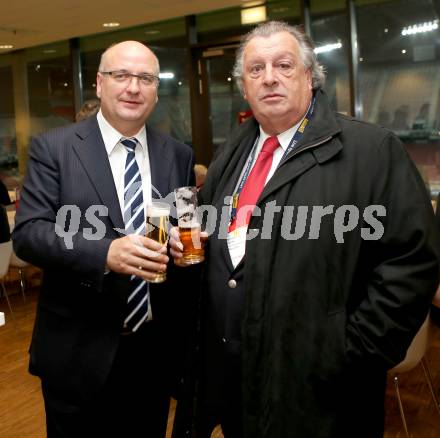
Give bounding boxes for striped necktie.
[121,138,150,332]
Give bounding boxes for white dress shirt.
[97,110,152,216]
[227,120,303,268]
[97,110,153,319]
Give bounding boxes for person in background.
[13,40,195,437]
[171,21,439,438]
[194,163,208,191]
[75,98,101,122]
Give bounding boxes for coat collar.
[210,90,343,208]
[219,89,342,164]
[210,120,259,207]
[297,89,341,148]
[73,117,123,233]
[72,117,172,233]
[259,89,343,204]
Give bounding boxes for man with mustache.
[13,41,195,437]
[171,21,439,437]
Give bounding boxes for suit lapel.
[210,121,259,273]
[72,117,124,234]
[146,125,173,200]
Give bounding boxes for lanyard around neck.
[230,95,316,223]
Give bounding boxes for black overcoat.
[197,89,439,437]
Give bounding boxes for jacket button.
[228,279,237,289]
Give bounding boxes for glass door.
[202,47,249,157]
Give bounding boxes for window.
[357,0,440,195]
[0,63,17,184]
[26,42,74,136]
[311,7,350,114]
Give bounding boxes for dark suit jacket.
[12,116,195,403]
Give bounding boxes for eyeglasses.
[99,70,160,86]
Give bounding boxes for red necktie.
[229,136,280,232]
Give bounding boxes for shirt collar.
[258,98,312,152]
[97,110,147,156]
[258,118,303,153]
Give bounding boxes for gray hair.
[232,21,325,93]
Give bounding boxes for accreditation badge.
[227,225,247,269]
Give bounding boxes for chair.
[0,240,14,319]
[389,314,440,437]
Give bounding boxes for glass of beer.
[146,202,170,283]
[174,186,205,264]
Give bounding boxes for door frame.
[188,40,240,165]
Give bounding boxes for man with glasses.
[13,41,195,437]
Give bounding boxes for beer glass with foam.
[174,186,205,264]
[146,202,170,282]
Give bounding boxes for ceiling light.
[359,57,364,62]
[241,0,264,6]
[0,45,13,49]
[314,42,342,54]
[241,5,267,25]
[384,28,389,33]
[102,22,120,28]
[401,49,407,54]
[178,81,182,86]
[159,72,174,79]
[63,83,68,87]
[227,77,232,82]
[402,20,438,36]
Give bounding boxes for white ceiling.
[0,0,244,52]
